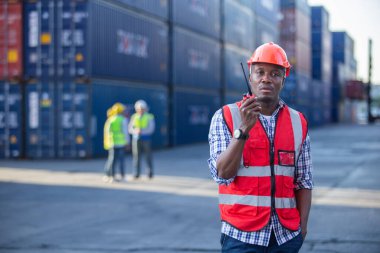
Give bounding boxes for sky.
[308,0,380,84]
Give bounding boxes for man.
[208,42,313,252]
[129,100,155,179]
[103,102,130,182]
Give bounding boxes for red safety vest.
[220,100,308,232]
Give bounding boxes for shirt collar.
[260,99,286,118]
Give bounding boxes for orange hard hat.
[247,42,291,77]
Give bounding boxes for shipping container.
[252,0,280,22]
[56,81,90,158]
[254,17,279,48]
[311,6,332,84]
[223,0,253,50]
[113,0,168,20]
[0,1,23,80]
[309,79,323,127]
[91,80,168,157]
[281,39,311,77]
[280,0,310,16]
[172,27,221,89]
[321,81,331,107]
[225,91,245,105]
[296,73,311,105]
[345,80,365,100]
[0,81,22,158]
[56,0,88,80]
[25,81,56,158]
[25,0,169,83]
[280,6,311,77]
[281,75,297,106]
[224,44,251,93]
[88,0,168,83]
[23,0,56,80]
[172,0,220,40]
[280,8,311,44]
[172,88,220,145]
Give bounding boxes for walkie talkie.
[240,62,252,96]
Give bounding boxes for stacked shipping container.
[23,0,170,158]
[171,0,221,145]
[280,0,312,120]
[222,0,253,105]
[0,0,360,159]
[331,32,357,122]
[0,1,23,158]
[311,6,332,126]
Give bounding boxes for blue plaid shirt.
[208,100,313,246]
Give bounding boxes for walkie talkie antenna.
[240,62,252,95]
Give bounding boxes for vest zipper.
[270,142,276,213]
[258,118,277,213]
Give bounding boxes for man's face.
[249,63,285,104]
[136,107,145,115]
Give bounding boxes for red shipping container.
[345,80,365,100]
[0,1,22,80]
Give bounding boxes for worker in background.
[128,100,155,179]
[103,102,130,182]
[208,42,313,252]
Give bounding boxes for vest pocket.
[230,175,258,191]
[244,139,268,165]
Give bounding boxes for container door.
[0,82,22,158]
[25,82,55,158]
[0,1,23,80]
[56,81,90,158]
[24,0,55,80]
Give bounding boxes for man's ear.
[281,77,286,88]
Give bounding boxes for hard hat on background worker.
[247,42,291,77]
[112,102,126,114]
[135,100,148,111]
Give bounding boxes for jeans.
[132,139,153,178]
[221,232,303,253]
[104,147,125,178]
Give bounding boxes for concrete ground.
[1,123,380,253]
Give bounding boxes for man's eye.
[271,72,281,77]
[256,70,264,75]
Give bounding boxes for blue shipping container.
[89,0,168,83]
[91,80,168,157]
[296,73,311,105]
[224,0,253,50]
[172,88,220,145]
[280,0,311,16]
[254,17,279,48]
[252,0,280,22]
[56,0,89,80]
[0,82,22,158]
[25,82,56,158]
[173,27,221,89]
[56,82,90,158]
[224,45,251,93]
[24,0,56,80]
[172,0,220,39]
[25,0,169,84]
[281,75,297,107]
[225,92,245,105]
[114,0,168,20]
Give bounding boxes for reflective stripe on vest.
[220,101,307,232]
[219,194,296,209]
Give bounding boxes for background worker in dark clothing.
[208,42,313,252]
